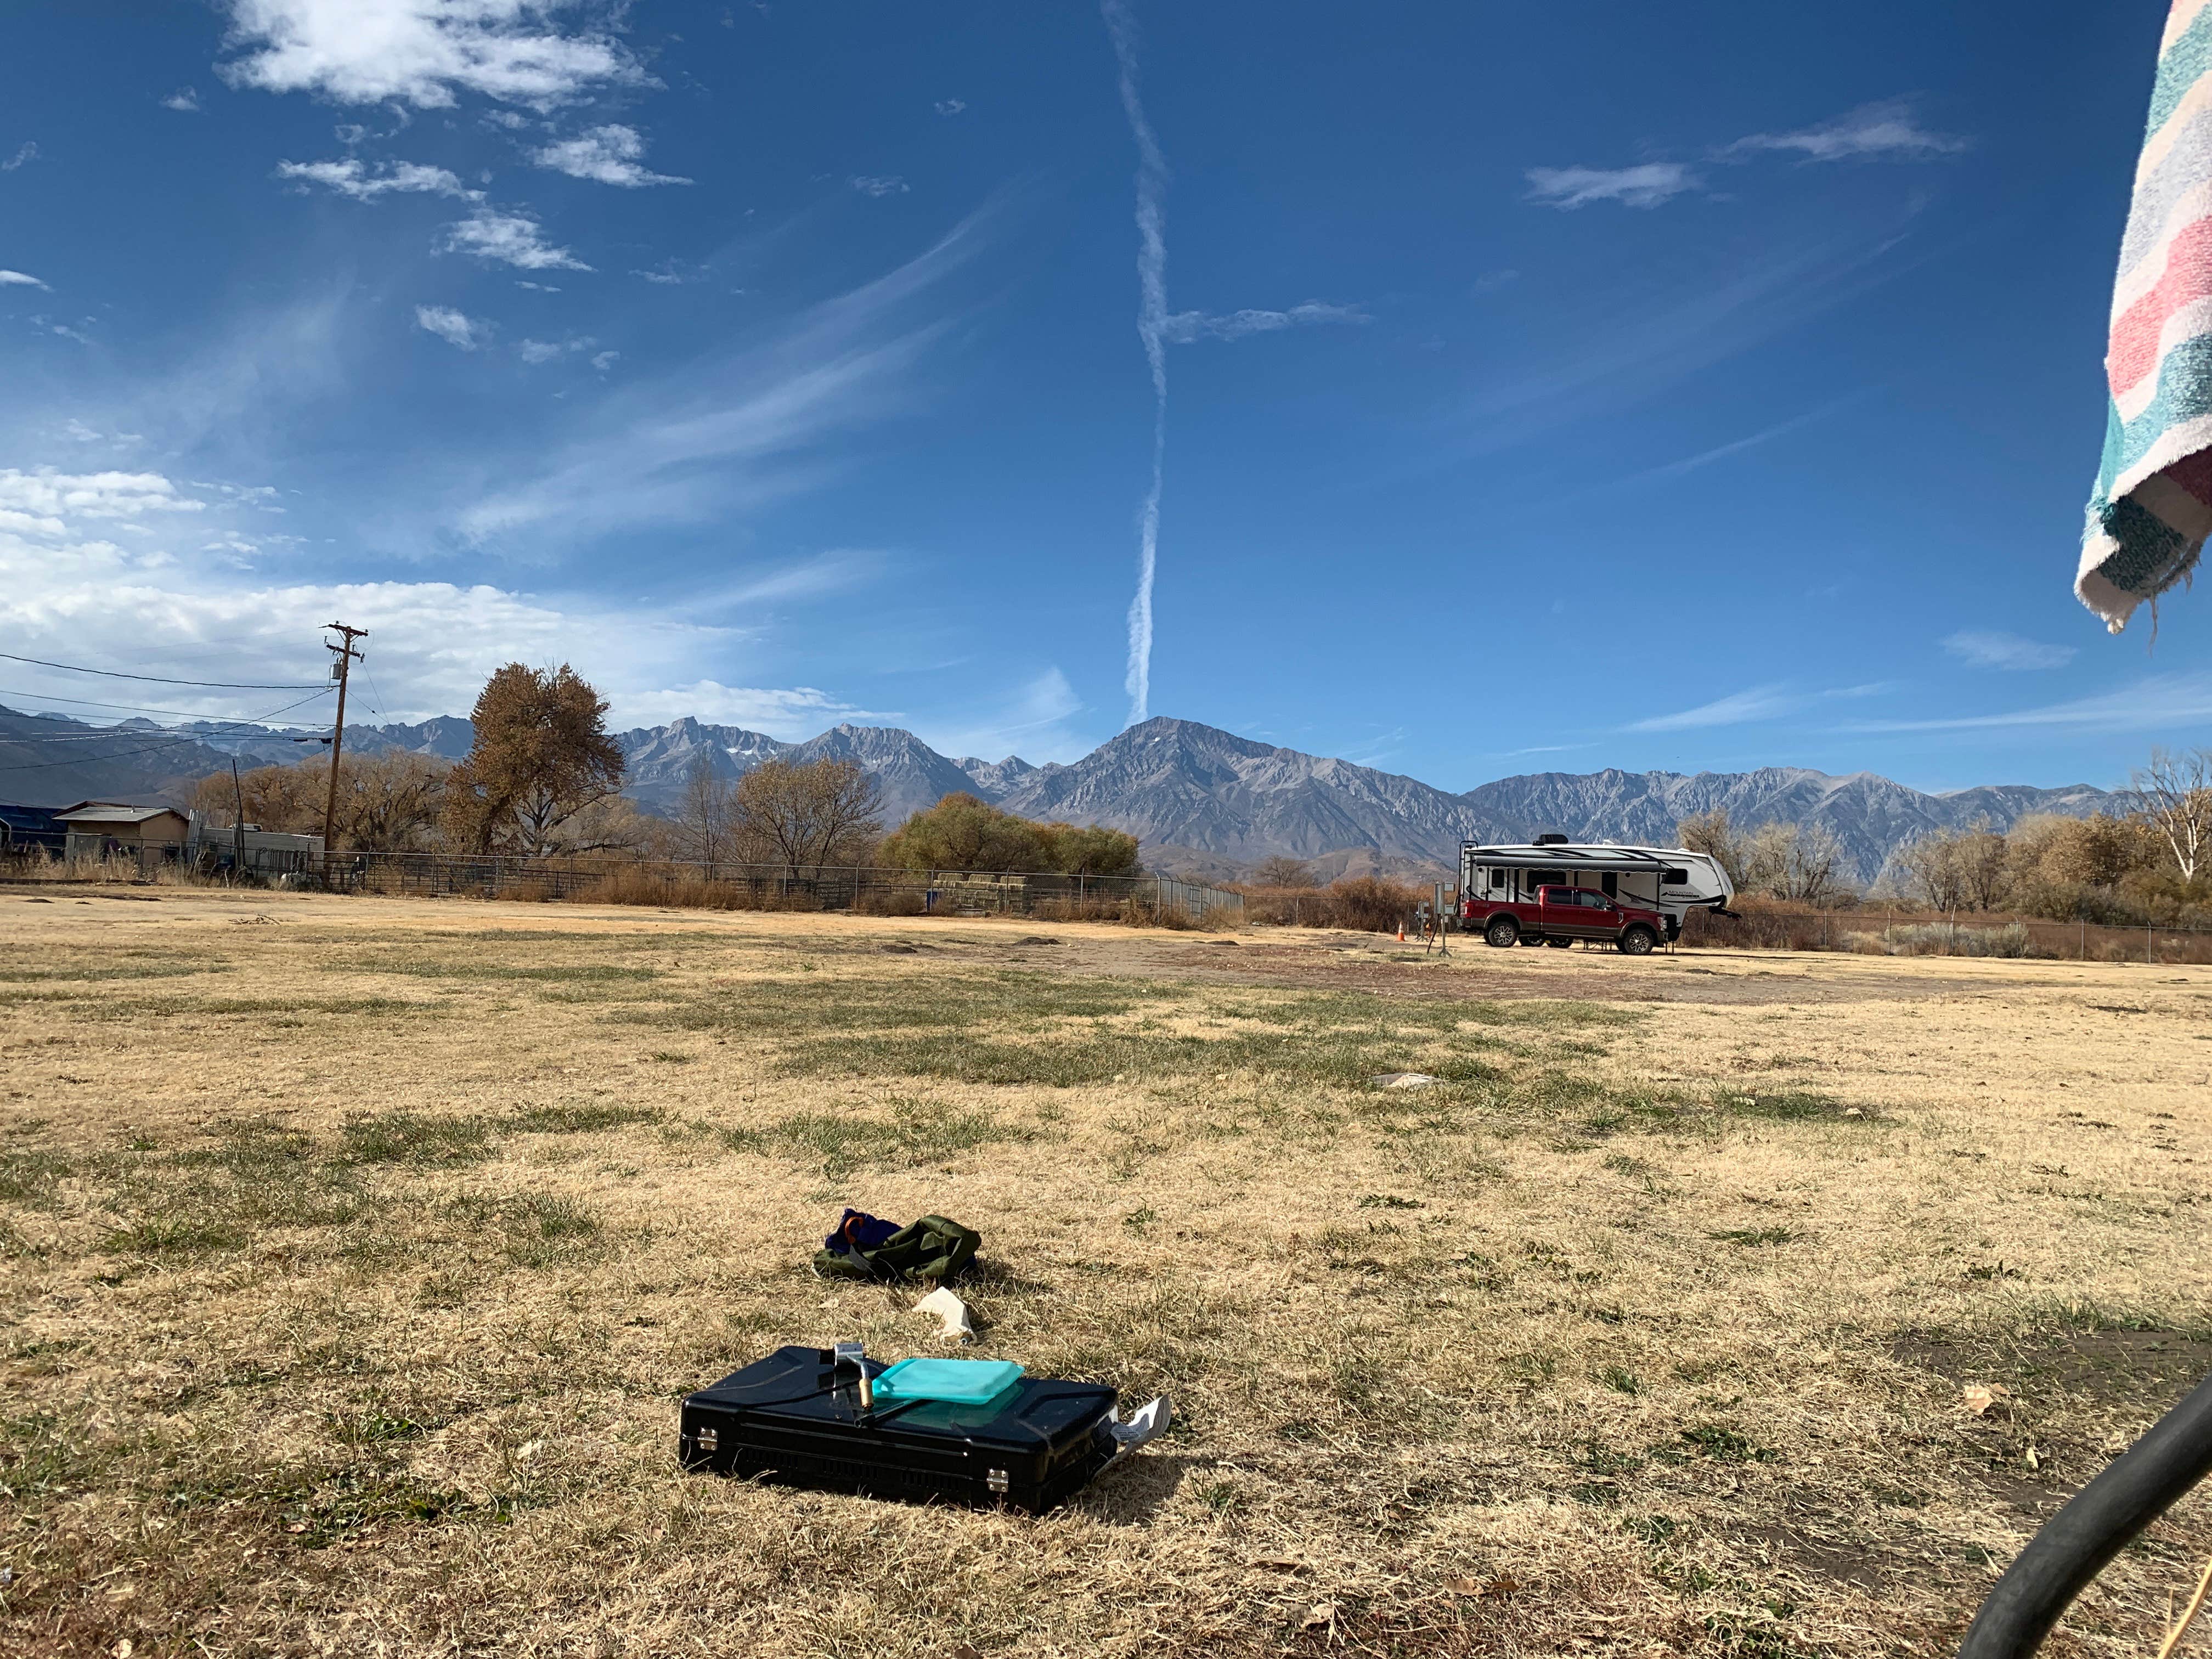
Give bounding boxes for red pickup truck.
[1463,884,1665,955]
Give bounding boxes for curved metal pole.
[1959,1369,2212,1659]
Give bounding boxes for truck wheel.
[1619,926,1656,956]
[1544,937,1573,949]
[1484,916,1519,949]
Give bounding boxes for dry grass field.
[3,888,2211,1658]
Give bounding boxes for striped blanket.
[2081,0,2212,632]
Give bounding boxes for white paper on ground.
[1371,1072,1438,1089]
[911,1285,974,1344]
[1107,1395,1171,1457]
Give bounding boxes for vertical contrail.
[1103,0,1167,727]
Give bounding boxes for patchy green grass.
[341,1112,494,1167]
[723,1104,1030,1182]
[509,1102,662,1134]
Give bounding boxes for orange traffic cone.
[1397,924,1407,942]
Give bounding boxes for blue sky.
[0,1,2204,792]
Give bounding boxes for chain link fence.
[316,852,1243,923]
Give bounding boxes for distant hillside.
[1,702,2124,885]
[995,717,1477,878]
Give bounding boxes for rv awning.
[1460,846,1681,873]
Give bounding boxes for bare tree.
[1676,808,1748,888]
[678,752,732,866]
[191,752,447,851]
[1253,855,1318,889]
[2134,746,2212,881]
[1895,832,1968,912]
[732,759,884,878]
[1741,821,1850,905]
[1955,822,2012,912]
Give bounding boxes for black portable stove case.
[678,1345,1123,1513]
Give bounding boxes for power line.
[0,690,335,773]
[0,651,326,691]
[0,685,330,723]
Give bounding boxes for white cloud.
[414,304,489,349]
[518,335,594,364]
[1160,300,1368,344]
[2,142,37,172]
[630,260,702,285]
[934,99,966,116]
[589,349,617,371]
[162,88,202,112]
[1941,629,2080,672]
[1722,101,1969,163]
[0,470,208,538]
[0,464,843,730]
[606,680,870,734]
[533,124,689,187]
[1627,684,1798,731]
[438,207,590,270]
[515,279,560,291]
[849,174,909,198]
[216,0,647,110]
[276,156,479,200]
[1524,162,1699,210]
[0,270,49,290]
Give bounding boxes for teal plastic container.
[872,1358,1025,1407]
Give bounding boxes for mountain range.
[0,702,2123,888]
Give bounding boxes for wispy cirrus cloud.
[0,270,50,290]
[934,99,967,117]
[438,207,590,270]
[534,125,689,188]
[849,174,910,198]
[1525,100,1968,213]
[1844,674,2212,735]
[1626,681,1884,732]
[1525,162,1699,211]
[216,0,647,110]
[2,142,37,172]
[916,667,1088,765]
[1621,396,1859,485]
[448,201,998,552]
[1719,100,1968,163]
[277,157,480,200]
[1942,629,2078,672]
[1161,301,1369,343]
[162,87,201,112]
[1627,683,1799,732]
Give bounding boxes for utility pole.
[230,756,246,877]
[320,623,367,852]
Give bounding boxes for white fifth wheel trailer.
[1458,836,1736,941]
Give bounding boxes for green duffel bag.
[811,1214,980,1283]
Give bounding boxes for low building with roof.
[54,802,192,867]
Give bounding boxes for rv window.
[1532,870,1566,890]
[1661,867,1689,885]
[1601,872,1618,898]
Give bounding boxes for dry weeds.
[2,890,2210,1657]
